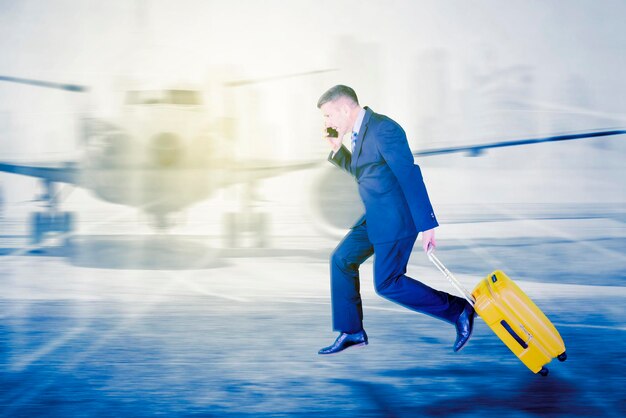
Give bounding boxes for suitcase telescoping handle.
[427,247,476,307]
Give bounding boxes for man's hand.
[421,228,436,253]
[323,126,343,153]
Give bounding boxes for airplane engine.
[308,166,364,239]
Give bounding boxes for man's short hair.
[317,85,359,109]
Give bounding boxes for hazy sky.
[1,0,625,99]
[0,0,624,157]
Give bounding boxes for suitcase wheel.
[538,367,549,377]
[557,352,567,362]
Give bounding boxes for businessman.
[317,85,475,355]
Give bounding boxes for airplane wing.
[219,128,626,187]
[0,162,79,184]
[1,129,623,189]
[214,160,322,189]
[412,129,626,157]
[0,75,88,92]
[0,158,323,202]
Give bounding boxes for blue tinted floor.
[0,295,624,417]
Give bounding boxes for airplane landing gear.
[223,211,268,248]
[30,179,75,248]
[223,180,269,249]
[30,211,75,247]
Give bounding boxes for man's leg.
[372,235,466,324]
[330,223,374,333]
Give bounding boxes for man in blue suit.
[317,85,475,355]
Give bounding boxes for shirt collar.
[352,108,366,136]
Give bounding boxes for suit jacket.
[328,107,438,244]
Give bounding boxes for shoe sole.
[319,341,368,356]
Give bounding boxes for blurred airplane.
[0,74,323,246]
[0,74,624,248]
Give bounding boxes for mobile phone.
[326,127,339,138]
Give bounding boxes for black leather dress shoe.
[318,330,368,355]
[453,303,475,352]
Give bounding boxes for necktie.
[351,131,358,154]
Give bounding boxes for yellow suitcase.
[428,250,567,376]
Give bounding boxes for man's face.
[320,99,350,135]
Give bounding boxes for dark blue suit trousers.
[331,221,465,333]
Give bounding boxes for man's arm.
[327,144,355,176]
[374,120,439,233]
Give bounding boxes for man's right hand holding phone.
[324,126,342,153]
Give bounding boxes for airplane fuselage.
[79,88,233,217]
